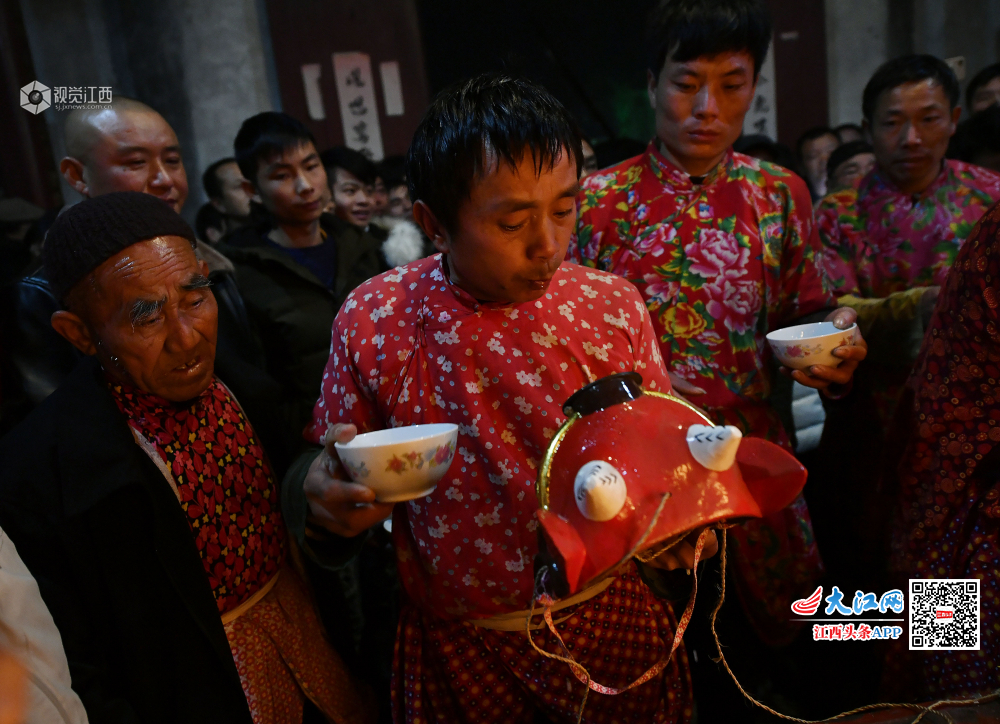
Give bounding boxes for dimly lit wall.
[826,0,1000,126]
[416,0,658,148]
[16,0,279,221]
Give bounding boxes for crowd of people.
[1,0,999,722]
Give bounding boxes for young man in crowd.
[295,73,718,723]
[817,55,1000,429]
[0,99,279,464]
[221,114,387,434]
[202,156,253,239]
[796,126,841,200]
[965,62,1000,115]
[321,147,428,269]
[949,105,1000,174]
[0,192,371,724]
[320,146,381,230]
[576,0,865,676]
[378,155,413,219]
[833,123,865,144]
[826,140,876,192]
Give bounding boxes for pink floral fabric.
[576,143,834,445]
[816,160,1000,298]
[306,254,671,620]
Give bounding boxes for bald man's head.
[60,98,189,213]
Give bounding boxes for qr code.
[909,579,980,650]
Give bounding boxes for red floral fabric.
[109,378,284,614]
[306,255,671,620]
[391,564,692,724]
[886,200,1000,699]
[575,144,827,645]
[306,256,692,719]
[576,143,834,445]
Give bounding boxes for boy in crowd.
[293,73,716,723]
[220,114,386,433]
[796,126,841,200]
[965,62,1000,114]
[826,140,876,192]
[322,147,429,268]
[203,156,253,239]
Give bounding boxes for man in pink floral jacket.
[576,0,866,651]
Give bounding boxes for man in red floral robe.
[299,74,720,723]
[575,0,866,656]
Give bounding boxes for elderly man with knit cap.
[0,192,371,724]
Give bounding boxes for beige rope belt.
[466,575,615,632]
[221,570,281,626]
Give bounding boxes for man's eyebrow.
[130,297,165,325]
[116,145,152,156]
[559,182,582,198]
[181,274,212,291]
[492,184,582,213]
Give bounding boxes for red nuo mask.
[536,372,807,595]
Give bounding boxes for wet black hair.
[826,140,873,181]
[966,62,1000,111]
[645,0,772,80]
[406,73,583,233]
[320,146,377,187]
[233,112,316,185]
[862,55,960,122]
[202,157,237,201]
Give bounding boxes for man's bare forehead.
[94,236,199,288]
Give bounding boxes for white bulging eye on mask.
[574,460,627,521]
[686,424,742,471]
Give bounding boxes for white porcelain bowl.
[766,321,858,370]
[334,423,458,502]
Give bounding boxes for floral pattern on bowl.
[343,459,371,480]
[766,322,858,371]
[385,441,456,475]
[334,423,458,503]
[784,342,826,358]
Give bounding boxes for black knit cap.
[43,191,196,301]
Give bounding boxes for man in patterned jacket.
[298,74,720,723]
[0,192,370,724]
[817,55,1000,429]
[574,0,866,669]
